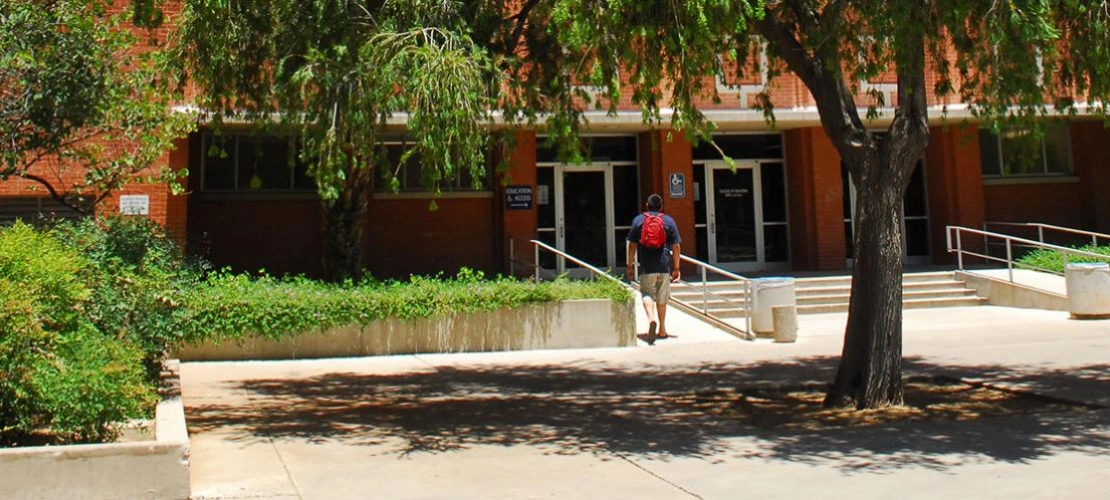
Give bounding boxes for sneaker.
[647,321,657,345]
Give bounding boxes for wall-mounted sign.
[719,188,750,198]
[669,172,686,199]
[119,194,150,216]
[537,185,550,205]
[505,185,533,210]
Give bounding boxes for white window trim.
[715,41,770,109]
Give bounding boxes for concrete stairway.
[670,271,987,316]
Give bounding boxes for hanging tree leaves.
[174,0,502,281]
[0,0,190,213]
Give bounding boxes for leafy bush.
[1016,245,1110,274]
[50,217,201,373]
[180,268,631,344]
[0,222,155,445]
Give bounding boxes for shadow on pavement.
[185,357,1110,472]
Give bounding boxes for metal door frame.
[700,160,767,273]
[555,163,616,275]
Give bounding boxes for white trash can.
[752,277,797,335]
[1065,262,1110,319]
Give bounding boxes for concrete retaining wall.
[957,271,1070,311]
[0,361,191,500]
[176,299,635,361]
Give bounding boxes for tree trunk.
[824,146,923,409]
[320,173,371,282]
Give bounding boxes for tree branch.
[503,0,543,56]
[20,173,94,214]
[755,4,869,156]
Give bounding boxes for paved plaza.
[182,304,1110,499]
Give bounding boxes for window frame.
[199,132,313,193]
[979,125,1075,179]
[372,141,495,198]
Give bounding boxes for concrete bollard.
[1065,262,1110,319]
[772,305,798,343]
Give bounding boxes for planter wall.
[176,298,635,361]
[0,361,191,500]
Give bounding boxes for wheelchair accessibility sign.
[669,173,686,199]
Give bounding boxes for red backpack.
[639,212,667,249]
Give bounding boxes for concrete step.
[796,288,979,306]
[794,272,959,289]
[795,280,971,295]
[797,296,989,314]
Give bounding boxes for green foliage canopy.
[0,0,191,212]
[174,0,501,200]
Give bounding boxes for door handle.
[559,225,564,238]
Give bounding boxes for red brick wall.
[188,197,323,276]
[982,123,1101,230]
[924,125,985,263]
[500,131,539,277]
[364,196,496,279]
[784,127,846,271]
[638,131,695,263]
[1071,122,1110,233]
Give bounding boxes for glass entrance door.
[695,161,790,273]
[712,167,759,265]
[558,169,609,274]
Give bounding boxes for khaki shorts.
[639,273,671,303]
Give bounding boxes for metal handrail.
[676,254,753,336]
[526,240,753,340]
[947,225,1110,282]
[528,239,630,287]
[983,222,1110,248]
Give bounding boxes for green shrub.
[1016,245,1110,274]
[50,217,200,371]
[179,268,631,344]
[0,222,156,446]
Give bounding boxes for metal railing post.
[1006,238,1014,282]
[534,244,540,281]
[745,280,752,335]
[701,266,708,314]
[1038,226,1045,245]
[956,230,964,271]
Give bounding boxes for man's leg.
[655,274,671,338]
[656,303,668,337]
[640,274,661,343]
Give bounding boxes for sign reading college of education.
[505,185,533,210]
[668,173,686,199]
[119,194,150,216]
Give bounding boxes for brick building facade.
[5,3,1110,279]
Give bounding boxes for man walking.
[625,193,681,345]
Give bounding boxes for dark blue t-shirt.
[626,212,682,275]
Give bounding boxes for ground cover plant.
[1016,245,1110,274]
[179,268,631,345]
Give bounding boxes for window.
[979,126,1072,177]
[200,133,312,192]
[375,144,491,193]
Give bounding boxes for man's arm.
[626,241,638,281]
[670,243,681,282]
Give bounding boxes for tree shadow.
[185,356,1110,472]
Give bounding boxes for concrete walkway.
[182,304,1110,499]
